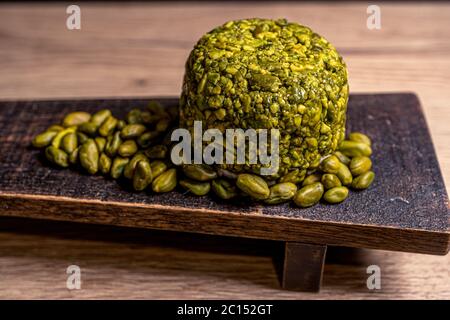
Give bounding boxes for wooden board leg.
[282,242,327,292]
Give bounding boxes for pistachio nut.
[99,153,112,175]
[336,163,353,186]
[79,139,99,174]
[45,146,69,168]
[349,156,372,176]
[51,127,76,149]
[69,146,80,165]
[98,115,118,137]
[62,111,91,127]
[182,164,217,181]
[118,140,138,157]
[293,182,324,208]
[133,160,153,191]
[124,153,149,179]
[90,109,112,127]
[321,173,342,190]
[236,174,270,200]
[265,182,297,204]
[152,168,177,193]
[76,132,89,144]
[333,151,351,166]
[94,137,106,153]
[32,130,58,148]
[180,179,211,196]
[319,155,341,174]
[105,131,122,157]
[78,122,98,136]
[348,132,371,146]
[351,171,375,190]
[61,132,78,154]
[47,125,65,132]
[110,156,130,179]
[211,179,238,200]
[339,140,372,157]
[323,186,349,204]
[150,160,168,179]
[302,173,322,186]
[144,145,168,159]
[121,124,146,139]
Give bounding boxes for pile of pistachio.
[32,102,374,207]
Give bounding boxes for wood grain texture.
[0,217,449,299]
[0,94,448,255]
[0,2,449,299]
[282,242,327,292]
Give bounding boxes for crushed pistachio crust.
[180,18,349,179]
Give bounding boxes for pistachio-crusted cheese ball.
[180,18,348,179]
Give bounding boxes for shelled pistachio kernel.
[99,153,112,175]
[293,182,324,208]
[333,151,351,166]
[150,160,168,179]
[348,132,371,146]
[336,163,353,186]
[323,186,349,204]
[265,182,297,204]
[302,173,322,186]
[152,168,177,193]
[349,156,372,176]
[133,160,153,191]
[79,139,99,174]
[339,140,372,157]
[90,109,112,127]
[32,131,58,148]
[319,155,341,174]
[351,171,375,190]
[61,132,78,154]
[321,174,342,190]
[182,164,217,181]
[118,140,138,157]
[45,146,69,167]
[236,174,270,200]
[211,179,238,200]
[124,153,149,179]
[180,179,211,196]
[62,111,91,127]
[110,156,130,179]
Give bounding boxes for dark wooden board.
[0,93,448,255]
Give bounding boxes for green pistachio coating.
[180,18,348,178]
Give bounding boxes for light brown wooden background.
[0,2,449,299]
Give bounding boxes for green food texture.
[180,18,349,179]
[31,19,376,208]
[31,101,375,208]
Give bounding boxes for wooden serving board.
[0,93,448,257]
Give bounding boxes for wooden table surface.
[0,2,449,299]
